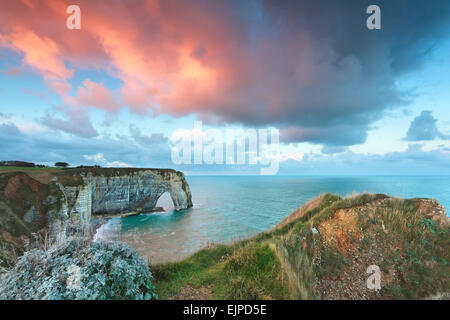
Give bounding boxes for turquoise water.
[94,175,450,264]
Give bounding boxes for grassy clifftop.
[0,166,182,186]
[153,193,449,300]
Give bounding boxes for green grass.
[0,166,58,173]
[219,243,288,299]
[375,201,450,299]
[152,240,289,299]
[152,193,449,300]
[0,166,187,187]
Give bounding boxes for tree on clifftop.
[54,162,69,168]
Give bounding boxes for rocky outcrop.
[59,169,192,215]
[0,168,193,265]
[89,169,192,214]
[58,169,193,238]
[155,193,449,300]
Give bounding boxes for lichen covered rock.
[0,237,157,300]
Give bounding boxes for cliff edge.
[153,193,449,300]
[0,167,193,266]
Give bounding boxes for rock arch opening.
[155,192,175,212]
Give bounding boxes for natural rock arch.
[86,169,193,214]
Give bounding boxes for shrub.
[54,162,69,168]
[0,237,157,300]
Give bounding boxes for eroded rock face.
[0,169,193,264]
[55,169,192,235]
[62,169,192,215]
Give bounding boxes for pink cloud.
[5,29,73,80]
[77,80,120,112]
[0,0,439,148]
[0,0,250,115]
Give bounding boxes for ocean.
[93,175,450,264]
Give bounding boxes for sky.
[0,0,449,175]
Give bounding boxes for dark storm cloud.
[280,124,368,146]
[405,110,449,141]
[208,0,450,146]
